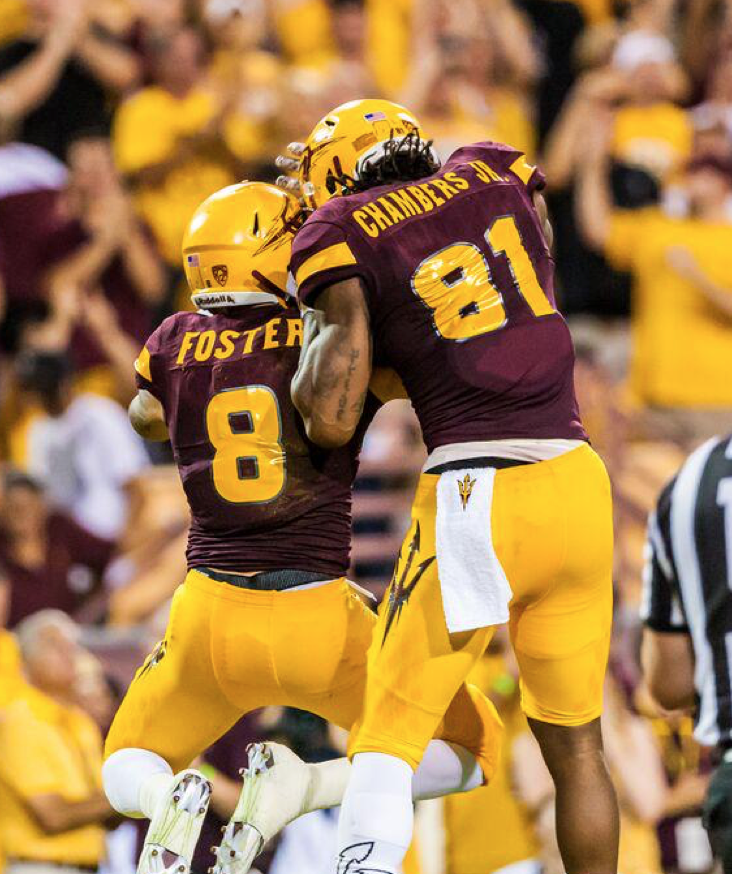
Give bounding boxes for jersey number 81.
[411,215,554,341]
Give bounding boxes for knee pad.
[103,748,172,818]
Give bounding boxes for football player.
[101,181,504,874]
[288,100,619,874]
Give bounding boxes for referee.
[641,433,732,871]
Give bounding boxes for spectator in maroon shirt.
[0,470,115,627]
[0,133,166,379]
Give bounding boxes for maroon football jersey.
[291,142,587,452]
[135,303,375,574]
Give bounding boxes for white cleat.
[138,769,212,874]
[210,742,312,874]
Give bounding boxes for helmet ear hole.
[325,172,338,195]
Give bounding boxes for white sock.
[412,740,483,800]
[103,748,173,819]
[336,752,414,874]
[304,740,481,813]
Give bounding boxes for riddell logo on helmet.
[197,293,236,305]
[212,265,228,286]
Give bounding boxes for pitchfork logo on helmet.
[182,181,304,310]
[299,98,441,211]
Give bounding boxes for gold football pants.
[105,571,502,779]
[351,444,614,769]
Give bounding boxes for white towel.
[435,468,513,633]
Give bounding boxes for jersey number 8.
[411,215,554,341]
[206,386,285,504]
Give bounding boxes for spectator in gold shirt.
[578,116,732,445]
[544,33,690,196]
[0,610,113,874]
[399,0,538,160]
[113,26,237,265]
[610,31,691,184]
[201,0,284,175]
[0,624,27,709]
[279,0,381,141]
[0,525,26,708]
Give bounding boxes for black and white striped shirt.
[642,433,732,747]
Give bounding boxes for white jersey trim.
[424,438,585,470]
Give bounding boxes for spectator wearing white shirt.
[17,350,149,540]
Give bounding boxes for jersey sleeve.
[640,477,689,633]
[291,218,372,307]
[134,321,167,405]
[507,152,546,195]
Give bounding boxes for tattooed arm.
[291,278,372,448]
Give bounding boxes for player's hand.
[275,142,305,200]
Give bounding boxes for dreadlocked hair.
[326,132,439,196]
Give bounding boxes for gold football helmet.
[298,98,439,211]
[183,181,303,310]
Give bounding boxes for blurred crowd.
[1,0,731,871]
